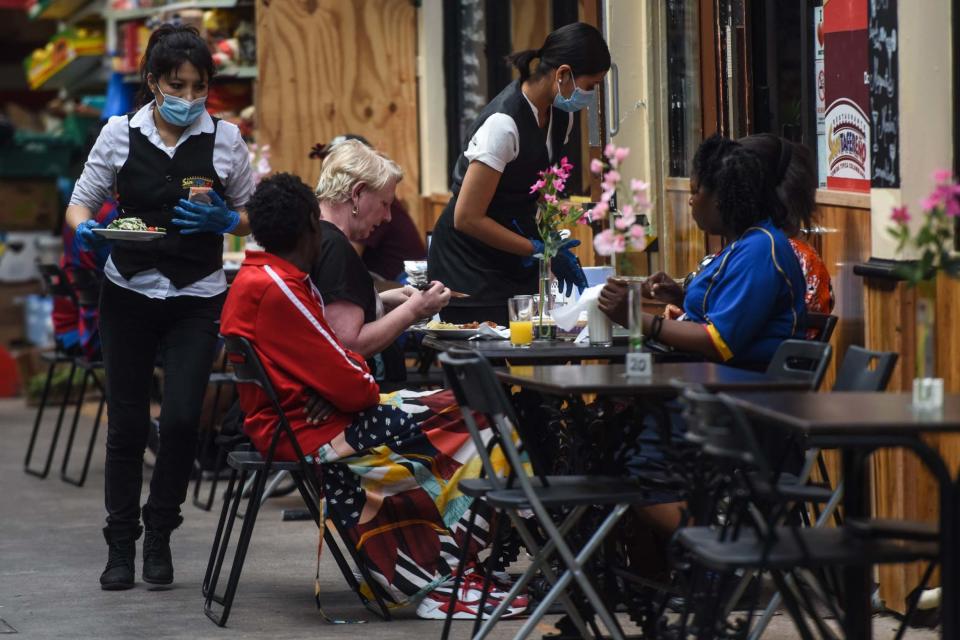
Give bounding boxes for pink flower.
[591,200,609,217]
[529,179,546,194]
[559,156,573,172]
[590,158,605,174]
[600,189,613,204]
[922,193,942,212]
[604,142,617,159]
[934,169,953,184]
[947,192,960,217]
[593,229,626,256]
[614,147,630,163]
[628,225,646,250]
[553,179,566,192]
[577,210,592,225]
[614,210,637,230]
[603,170,621,188]
[633,194,652,212]
[890,206,910,223]
[630,179,648,193]
[544,193,557,205]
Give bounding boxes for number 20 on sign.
[626,352,653,377]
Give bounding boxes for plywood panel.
[256,0,420,221]
[511,0,551,55]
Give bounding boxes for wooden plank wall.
[511,0,551,60]
[663,177,704,277]
[255,0,420,220]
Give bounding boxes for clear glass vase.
[534,256,555,341]
[913,278,943,410]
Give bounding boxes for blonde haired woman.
[312,139,449,370]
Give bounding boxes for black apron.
[428,81,571,315]
[110,115,226,290]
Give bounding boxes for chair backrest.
[438,349,543,489]
[67,267,103,308]
[38,263,77,304]
[765,339,832,390]
[221,335,313,474]
[804,312,838,343]
[832,345,898,392]
[679,386,764,470]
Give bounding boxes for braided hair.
[246,173,319,254]
[691,135,770,238]
[738,134,817,236]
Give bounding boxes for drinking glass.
[508,295,534,346]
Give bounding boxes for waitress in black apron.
[428,22,610,326]
[65,25,255,591]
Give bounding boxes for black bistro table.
[724,391,960,640]
[421,335,630,362]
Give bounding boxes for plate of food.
[413,320,504,339]
[92,217,166,241]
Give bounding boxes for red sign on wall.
[823,0,871,192]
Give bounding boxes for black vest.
[111,116,226,289]
[428,81,571,305]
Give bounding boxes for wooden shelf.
[104,0,236,22]
[29,0,91,20]
[31,54,106,91]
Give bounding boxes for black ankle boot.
[100,526,141,591]
[142,529,174,585]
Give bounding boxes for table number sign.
[626,351,653,377]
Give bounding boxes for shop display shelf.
[28,0,91,20]
[104,0,237,22]
[31,54,106,91]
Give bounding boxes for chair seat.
[458,475,623,499]
[749,474,835,504]
[41,350,74,364]
[676,526,938,571]
[226,450,306,472]
[485,477,658,509]
[846,517,939,542]
[209,372,236,385]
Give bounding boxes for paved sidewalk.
[0,399,939,639]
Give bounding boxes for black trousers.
[99,279,224,533]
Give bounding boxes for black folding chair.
[804,312,838,343]
[673,387,938,640]
[58,267,107,487]
[202,335,392,627]
[25,264,106,487]
[439,349,657,640]
[765,339,832,391]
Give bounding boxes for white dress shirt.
[463,92,574,172]
[70,102,254,299]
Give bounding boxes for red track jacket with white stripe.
[220,251,381,460]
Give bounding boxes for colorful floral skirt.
[313,388,511,606]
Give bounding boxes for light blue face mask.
[156,90,207,127]
[553,72,595,113]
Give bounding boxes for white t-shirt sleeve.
[69,114,127,210]
[213,121,255,209]
[463,113,519,173]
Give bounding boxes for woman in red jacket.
[219,173,524,621]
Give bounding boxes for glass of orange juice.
[508,295,534,346]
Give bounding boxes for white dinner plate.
[92,229,166,241]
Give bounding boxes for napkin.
[471,324,511,340]
[553,283,605,331]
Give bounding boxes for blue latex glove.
[172,191,240,235]
[551,238,588,297]
[523,238,545,269]
[75,219,107,252]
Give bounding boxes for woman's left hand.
[379,285,417,310]
[172,191,240,235]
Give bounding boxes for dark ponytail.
[692,135,769,238]
[505,22,610,82]
[137,24,215,107]
[738,133,818,236]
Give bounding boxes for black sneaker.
[100,526,141,591]
[142,529,174,586]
